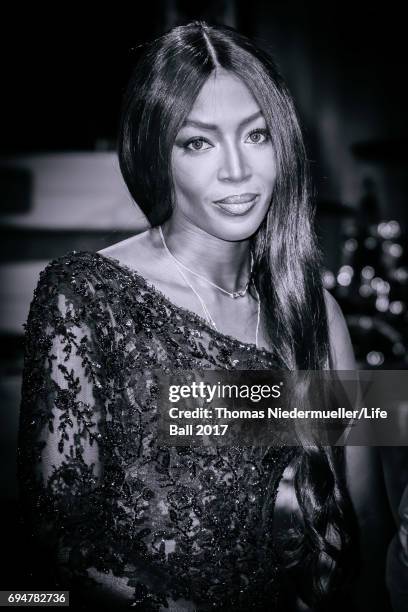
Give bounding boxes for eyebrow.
[182,110,263,131]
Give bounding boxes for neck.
[160,215,252,293]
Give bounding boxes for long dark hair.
[118,21,357,607]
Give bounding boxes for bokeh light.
[366,351,384,366]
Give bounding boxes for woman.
[18,22,359,611]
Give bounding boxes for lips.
[214,194,259,216]
[214,193,259,205]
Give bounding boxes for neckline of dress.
[86,250,275,361]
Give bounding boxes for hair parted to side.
[118,21,358,607]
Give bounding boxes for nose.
[217,141,251,183]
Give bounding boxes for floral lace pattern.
[18,251,297,611]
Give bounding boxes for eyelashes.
[184,137,212,152]
[181,128,271,152]
[246,128,270,144]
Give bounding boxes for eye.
[246,128,270,144]
[184,137,213,152]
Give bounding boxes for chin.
[211,205,268,240]
[208,217,264,242]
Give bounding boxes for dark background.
[3,2,408,207]
[1,2,407,610]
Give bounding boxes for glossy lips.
[214,193,259,216]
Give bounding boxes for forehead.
[188,69,261,124]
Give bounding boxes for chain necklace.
[158,226,252,299]
[158,225,261,348]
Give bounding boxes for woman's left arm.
[324,289,356,370]
[325,289,403,611]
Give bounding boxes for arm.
[274,292,360,610]
[17,263,138,608]
[324,290,394,610]
[323,288,356,370]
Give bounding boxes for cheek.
[255,151,277,191]
[172,156,213,202]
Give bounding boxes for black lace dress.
[17,250,297,611]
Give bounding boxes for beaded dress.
[17,250,297,611]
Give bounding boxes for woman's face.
[171,69,277,241]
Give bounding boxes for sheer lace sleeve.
[17,260,137,607]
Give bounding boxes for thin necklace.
[158,226,252,299]
[158,226,261,348]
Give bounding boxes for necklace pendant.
[232,290,244,299]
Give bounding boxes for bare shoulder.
[98,230,150,261]
[323,289,356,369]
[97,229,162,277]
[97,228,184,292]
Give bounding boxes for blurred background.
[1,1,407,609]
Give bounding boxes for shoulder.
[31,250,126,321]
[26,250,142,346]
[323,289,356,369]
[97,230,184,290]
[33,252,104,307]
[39,248,134,288]
[27,252,98,319]
[97,230,160,277]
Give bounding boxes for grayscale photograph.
[1,2,407,610]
